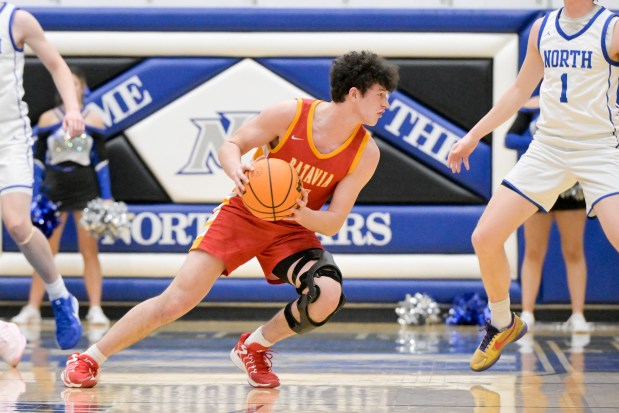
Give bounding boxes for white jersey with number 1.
[536,6,619,149]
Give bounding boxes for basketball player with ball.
[62,50,399,389]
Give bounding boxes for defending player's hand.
[447,134,478,173]
[63,108,85,138]
[284,187,310,225]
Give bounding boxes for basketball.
[241,158,303,221]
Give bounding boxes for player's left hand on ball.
[284,187,309,223]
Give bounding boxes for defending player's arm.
[12,10,84,137]
[448,17,545,173]
[218,100,298,194]
[286,137,380,236]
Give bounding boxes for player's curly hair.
[330,50,399,103]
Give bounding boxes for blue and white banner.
[2,204,482,255]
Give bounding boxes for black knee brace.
[282,249,346,334]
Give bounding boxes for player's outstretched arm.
[448,18,545,174]
[13,10,84,137]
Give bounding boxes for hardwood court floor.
[1,319,619,412]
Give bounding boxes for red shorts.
[190,196,323,284]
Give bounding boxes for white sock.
[489,297,512,330]
[44,276,70,301]
[520,310,534,318]
[570,312,586,322]
[244,326,273,348]
[84,344,108,366]
[89,305,103,313]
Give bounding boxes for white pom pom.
[80,198,133,241]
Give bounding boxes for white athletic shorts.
[0,121,34,195]
[503,137,619,217]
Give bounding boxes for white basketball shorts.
[503,138,619,217]
[0,125,34,195]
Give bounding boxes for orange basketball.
[241,158,303,221]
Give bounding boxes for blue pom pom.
[445,293,489,326]
[30,194,60,238]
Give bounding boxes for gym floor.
[1,317,618,412]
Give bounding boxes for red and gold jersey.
[192,98,370,279]
[264,98,370,210]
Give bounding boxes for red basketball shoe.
[230,333,280,388]
[61,353,99,388]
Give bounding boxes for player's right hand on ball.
[233,163,253,195]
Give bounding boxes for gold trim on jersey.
[347,132,371,175]
[307,100,361,159]
[253,146,265,160]
[269,98,305,154]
